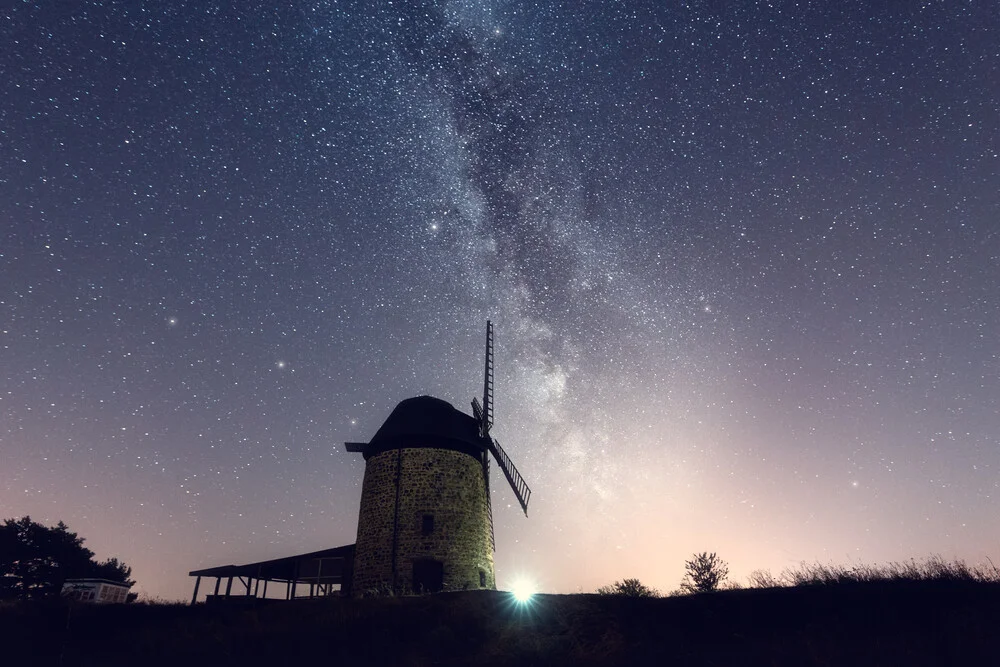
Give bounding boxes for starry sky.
[2,1,999,601]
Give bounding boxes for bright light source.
[510,578,536,603]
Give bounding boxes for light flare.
[510,577,536,603]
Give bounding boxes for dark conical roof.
[351,396,486,460]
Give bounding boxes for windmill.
[471,320,531,549]
[345,320,532,595]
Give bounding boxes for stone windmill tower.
[345,321,531,595]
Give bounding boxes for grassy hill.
[3,581,999,666]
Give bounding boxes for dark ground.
[2,581,999,666]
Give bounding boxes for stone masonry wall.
[352,446,495,595]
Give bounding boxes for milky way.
[2,1,998,600]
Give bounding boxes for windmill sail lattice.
[488,438,531,515]
[482,321,494,437]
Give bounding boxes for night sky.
[3,1,999,601]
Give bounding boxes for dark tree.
[596,578,659,597]
[680,552,729,593]
[0,516,135,600]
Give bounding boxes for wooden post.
[245,576,252,597]
[214,577,221,596]
[262,579,268,599]
[225,576,233,598]
[190,576,201,606]
[289,560,300,600]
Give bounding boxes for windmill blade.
[487,437,531,516]
[481,320,494,436]
[471,397,483,424]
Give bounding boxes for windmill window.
[421,514,434,535]
[479,570,487,588]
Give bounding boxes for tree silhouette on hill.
[680,552,729,593]
[0,516,134,600]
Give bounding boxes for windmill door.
[412,559,444,594]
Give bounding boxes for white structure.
[61,578,131,603]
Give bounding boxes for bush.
[738,557,1000,590]
[777,557,1000,587]
[596,578,659,597]
[747,569,780,588]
